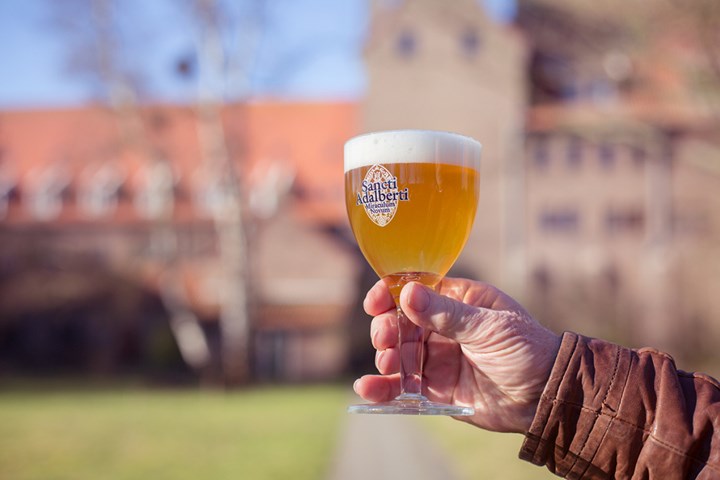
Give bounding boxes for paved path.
[327,407,460,480]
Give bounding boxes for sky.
[0,0,516,109]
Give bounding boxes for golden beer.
[344,130,481,416]
[345,162,479,297]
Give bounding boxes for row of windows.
[0,178,234,221]
[539,207,707,237]
[538,208,711,235]
[396,27,482,59]
[531,136,647,171]
[539,208,644,234]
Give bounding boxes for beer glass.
[344,130,481,415]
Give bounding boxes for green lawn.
[0,382,558,480]
[0,384,348,480]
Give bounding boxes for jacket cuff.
[518,331,632,477]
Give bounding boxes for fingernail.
[353,378,360,393]
[407,283,430,312]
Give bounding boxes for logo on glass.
[355,164,410,227]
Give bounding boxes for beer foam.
[344,130,482,173]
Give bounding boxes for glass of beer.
[344,130,481,415]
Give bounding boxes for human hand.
[353,278,561,434]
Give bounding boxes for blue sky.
[0,0,515,108]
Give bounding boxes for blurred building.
[2,0,719,382]
[516,0,720,362]
[362,0,720,366]
[0,102,359,382]
[362,0,528,287]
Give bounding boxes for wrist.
[518,330,562,433]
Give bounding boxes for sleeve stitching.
[563,343,621,476]
[580,346,632,477]
[600,344,622,406]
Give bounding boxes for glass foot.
[348,394,474,416]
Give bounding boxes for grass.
[420,417,557,480]
[0,381,563,479]
[0,383,348,480]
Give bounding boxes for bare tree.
[48,0,213,377]
[49,0,279,385]
[184,0,265,385]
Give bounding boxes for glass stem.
[396,305,425,399]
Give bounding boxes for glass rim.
[343,129,482,173]
[344,128,482,149]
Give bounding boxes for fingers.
[370,312,397,350]
[375,347,399,374]
[363,279,395,316]
[353,374,401,402]
[399,282,494,344]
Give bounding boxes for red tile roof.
[0,101,359,227]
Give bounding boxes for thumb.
[400,282,490,344]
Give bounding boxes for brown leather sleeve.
[519,332,720,479]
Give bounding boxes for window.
[396,30,416,58]
[28,167,71,220]
[603,265,620,294]
[540,209,579,233]
[460,28,481,57]
[254,331,287,380]
[80,164,125,217]
[0,184,13,219]
[599,143,616,169]
[566,136,583,169]
[605,208,643,234]
[0,163,15,219]
[532,265,552,292]
[529,51,574,102]
[532,135,550,170]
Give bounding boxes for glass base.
[348,394,474,416]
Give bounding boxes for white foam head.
[344,130,482,173]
